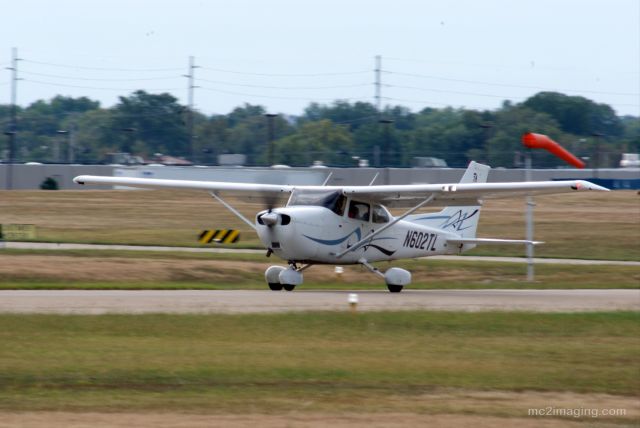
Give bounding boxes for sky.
[1,0,639,117]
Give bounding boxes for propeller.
[257,193,281,257]
[258,193,280,226]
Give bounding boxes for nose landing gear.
[265,265,285,290]
[264,264,307,291]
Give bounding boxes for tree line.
[0,90,638,168]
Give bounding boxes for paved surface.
[5,242,640,266]
[0,289,638,314]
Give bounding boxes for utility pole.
[5,47,20,190]
[374,55,382,113]
[524,150,535,282]
[374,55,382,167]
[184,56,199,161]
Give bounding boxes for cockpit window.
[372,204,390,223]
[348,200,370,222]
[288,190,347,216]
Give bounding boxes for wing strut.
[322,172,333,186]
[368,172,379,186]
[209,192,257,232]
[335,194,436,258]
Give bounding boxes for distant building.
[412,157,448,168]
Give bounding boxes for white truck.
[620,153,640,168]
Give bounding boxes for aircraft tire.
[268,283,283,291]
[282,284,296,291]
[387,284,403,293]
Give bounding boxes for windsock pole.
[521,133,585,281]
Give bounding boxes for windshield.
[288,190,347,216]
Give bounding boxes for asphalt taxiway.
[0,289,637,314]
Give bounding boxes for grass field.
[1,250,638,289]
[0,311,637,420]
[1,189,638,261]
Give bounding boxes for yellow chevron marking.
[213,229,227,242]
[198,230,216,244]
[198,229,240,244]
[224,229,240,244]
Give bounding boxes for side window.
[372,205,389,224]
[348,200,370,222]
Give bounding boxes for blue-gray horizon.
[1,0,639,117]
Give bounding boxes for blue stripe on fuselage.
[303,228,362,246]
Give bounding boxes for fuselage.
[256,204,461,264]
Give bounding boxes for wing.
[73,175,296,203]
[74,175,608,207]
[342,180,609,207]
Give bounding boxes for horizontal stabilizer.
[447,238,544,246]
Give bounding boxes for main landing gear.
[359,258,412,293]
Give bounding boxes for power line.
[197,78,370,90]
[382,96,496,110]
[385,56,640,75]
[19,70,180,82]
[25,79,183,92]
[200,66,370,77]
[387,84,525,100]
[384,70,640,97]
[199,85,370,102]
[0,109,184,122]
[21,59,183,72]
[382,95,638,110]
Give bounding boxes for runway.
[0,289,638,314]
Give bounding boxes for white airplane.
[74,162,608,292]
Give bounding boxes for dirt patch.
[0,255,267,282]
[2,389,637,427]
[0,254,402,284]
[0,412,593,428]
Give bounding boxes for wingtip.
[574,180,609,192]
[587,182,610,192]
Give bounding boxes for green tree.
[272,120,353,166]
[302,101,378,130]
[72,109,118,163]
[111,90,188,156]
[523,92,622,137]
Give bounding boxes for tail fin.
[407,161,490,249]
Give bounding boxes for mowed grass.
[1,189,638,260]
[0,311,637,413]
[1,250,638,289]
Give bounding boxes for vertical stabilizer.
[459,160,490,184]
[407,161,490,251]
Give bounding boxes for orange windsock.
[522,133,585,169]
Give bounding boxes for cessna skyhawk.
[74,161,607,292]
